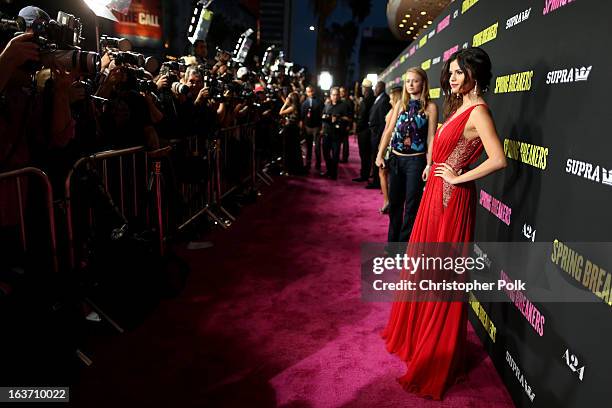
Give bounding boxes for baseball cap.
[361,78,373,88]
[254,84,265,93]
[18,6,51,29]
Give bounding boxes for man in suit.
[300,86,324,170]
[352,79,375,182]
[338,86,353,163]
[366,81,391,189]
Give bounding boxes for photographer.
[0,6,75,171]
[173,66,219,138]
[321,87,350,180]
[300,85,323,171]
[96,63,160,150]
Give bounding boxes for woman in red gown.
[382,47,507,400]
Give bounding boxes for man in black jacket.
[366,81,391,189]
[321,87,350,180]
[300,86,324,170]
[352,79,375,182]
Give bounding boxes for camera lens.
[171,82,189,95]
[47,50,100,74]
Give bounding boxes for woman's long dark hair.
[440,47,492,119]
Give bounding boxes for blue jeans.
[387,153,426,243]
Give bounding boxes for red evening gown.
[381,103,486,400]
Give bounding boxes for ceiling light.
[405,14,411,18]
[399,23,405,27]
[413,22,417,25]
[427,20,432,24]
[420,11,426,15]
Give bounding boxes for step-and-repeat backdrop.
[379,1,611,406]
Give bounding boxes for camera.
[28,12,99,75]
[111,51,145,68]
[159,61,189,95]
[31,12,82,48]
[100,35,132,52]
[0,13,26,36]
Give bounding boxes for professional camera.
[322,113,344,129]
[202,70,225,101]
[29,12,99,74]
[31,11,82,48]
[111,51,145,68]
[100,35,132,52]
[0,13,26,36]
[159,61,189,95]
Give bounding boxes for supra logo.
[566,158,612,187]
[506,350,536,402]
[546,66,592,84]
[523,224,536,242]
[506,7,531,29]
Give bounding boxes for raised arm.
[434,105,507,184]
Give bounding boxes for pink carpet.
[71,138,515,407]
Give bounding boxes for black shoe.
[352,177,368,182]
[365,183,380,189]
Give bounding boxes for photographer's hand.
[0,33,40,93]
[194,87,210,106]
[156,75,168,90]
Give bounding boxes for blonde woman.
[377,83,403,214]
[375,67,437,244]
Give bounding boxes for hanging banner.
[113,0,162,48]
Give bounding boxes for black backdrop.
[379,1,612,407]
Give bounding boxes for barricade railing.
[0,167,58,273]
[63,146,148,270]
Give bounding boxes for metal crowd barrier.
[63,145,175,268]
[0,167,58,273]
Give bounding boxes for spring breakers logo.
[494,70,534,93]
[551,240,612,306]
[500,270,545,336]
[437,14,450,33]
[472,22,498,47]
[504,139,548,170]
[469,292,496,342]
[543,0,577,15]
[462,0,479,14]
[479,190,512,226]
[443,45,459,62]
[506,350,536,402]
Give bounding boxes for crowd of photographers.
[0,6,308,179]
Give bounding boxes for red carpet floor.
[71,138,515,407]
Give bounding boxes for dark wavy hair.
[440,47,492,119]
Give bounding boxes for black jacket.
[368,92,391,133]
[300,97,323,128]
[356,91,375,132]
